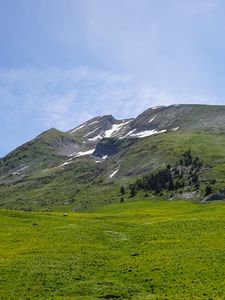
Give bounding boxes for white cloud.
[40,92,77,129]
[0,67,216,133]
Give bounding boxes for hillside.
[1,104,225,210]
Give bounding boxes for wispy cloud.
[0,67,216,132]
[0,66,219,157]
[0,0,224,157]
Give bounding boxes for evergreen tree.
[183,149,193,166]
[120,186,125,195]
[205,185,212,196]
[168,178,174,190]
[129,185,136,197]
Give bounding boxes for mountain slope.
[123,104,225,137]
[1,104,225,210]
[0,128,81,181]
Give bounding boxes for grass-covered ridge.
[1,129,225,211]
[1,200,225,299]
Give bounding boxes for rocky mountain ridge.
[68,104,225,145]
[1,104,225,180]
[1,103,225,210]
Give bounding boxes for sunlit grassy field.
[1,199,225,299]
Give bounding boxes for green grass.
[2,199,225,299]
[117,130,225,174]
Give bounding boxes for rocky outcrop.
[94,138,136,157]
[203,189,225,202]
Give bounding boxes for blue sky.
[0,0,225,157]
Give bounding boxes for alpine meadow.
[2,0,225,299]
[1,104,225,299]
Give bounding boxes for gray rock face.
[203,189,225,202]
[126,104,225,134]
[94,138,136,158]
[57,143,81,156]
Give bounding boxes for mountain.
[129,104,225,133]
[69,104,225,142]
[69,115,134,141]
[1,104,225,211]
[0,128,80,179]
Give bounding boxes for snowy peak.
[131,104,225,134]
[1,104,225,184]
[70,104,225,143]
[104,120,133,138]
[69,115,134,143]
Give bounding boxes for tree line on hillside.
[119,150,213,199]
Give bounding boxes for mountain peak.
[1,103,225,210]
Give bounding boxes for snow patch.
[88,134,103,142]
[109,169,119,178]
[12,166,30,175]
[59,161,72,167]
[69,123,86,134]
[151,106,166,110]
[102,155,108,160]
[12,166,29,174]
[104,120,131,138]
[41,159,75,172]
[149,115,156,123]
[173,127,179,131]
[130,129,167,138]
[74,148,95,157]
[84,127,99,138]
[119,129,136,139]
[87,120,99,126]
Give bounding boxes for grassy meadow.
[1,199,225,299]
